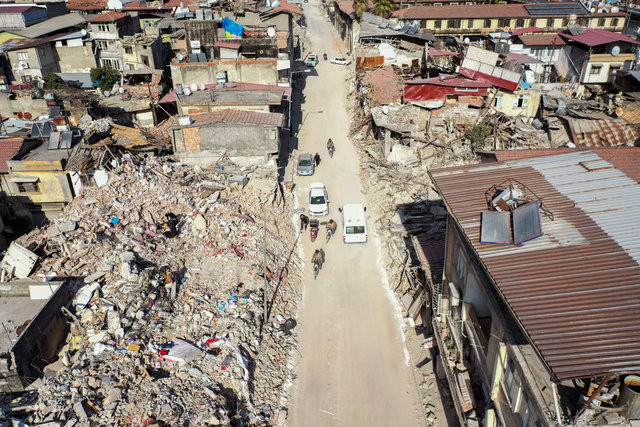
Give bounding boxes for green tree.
[43,73,66,89]
[465,123,493,150]
[90,66,119,92]
[373,0,396,18]
[353,0,368,17]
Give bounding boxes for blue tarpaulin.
[222,17,243,38]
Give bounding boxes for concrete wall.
[55,41,97,73]
[7,281,70,391]
[0,92,50,117]
[173,123,279,156]
[123,36,164,70]
[170,59,278,88]
[7,43,59,84]
[0,7,47,30]
[581,53,635,84]
[493,89,541,118]
[6,158,75,205]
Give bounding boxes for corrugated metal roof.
[559,116,639,147]
[406,75,493,88]
[430,151,640,380]
[560,28,640,47]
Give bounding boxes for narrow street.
[287,2,424,425]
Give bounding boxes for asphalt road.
[287,2,424,426]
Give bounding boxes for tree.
[43,73,65,89]
[90,66,119,92]
[353,0,368,17]
[464,123,493,150]
[373,0,396,18]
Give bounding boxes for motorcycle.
[328,145,335,158]
[323,53,328,61]
[326,225,333,243]
[310,219,319,242]
[313,261,320,279]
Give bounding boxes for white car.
[308,183,329,216]
[331,57,351,65]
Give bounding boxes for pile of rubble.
[11,154,302,425]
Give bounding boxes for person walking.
[300,213,309,230]
[314,152,321,166]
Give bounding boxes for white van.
[339,203,367,243]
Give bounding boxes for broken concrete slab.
[1,242,38,279]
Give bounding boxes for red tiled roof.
[87,11,128,22]
[510,26,541,36]
[0,5,36,14]
[560,28,640,47]
[334,0,373,17]
[214,41,240,49]
[123,0,172,10]
[178,109,284,128]
[406,75,493,88]
[261,1,303,16]
[504,52,541,64]
[66,0,107,10]
[0,138,25,173]
[160,81,290,103]
[484,147,640,183]
[516,33,566,46]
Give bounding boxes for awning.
[11,176,38,183]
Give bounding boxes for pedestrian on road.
[314,152,321,166]
[300,213,309,230]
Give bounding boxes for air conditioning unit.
[19,62,29,69]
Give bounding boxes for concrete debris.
[9,153,302,425]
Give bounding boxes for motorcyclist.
[327,138,335,156]
[311,249,325,268]
[327,219,337,235]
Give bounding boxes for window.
[598,17,606,27]
[455,87,477,92]
[124,46,133,54]
[21,75,32,83]
[610,65,621,76]
[142,55,149,66]
[101,58,120,69]
[453,243,467,280]
[16,181,39,193]
[447,19,461,29]
[98,24,109,32]
[97,40,109,50]
[546,18,553,27]
[513,94,529,108]
[484,19,491,28]
[516,18,524,27]
[467,18,474,29]
[17,52,28,60]
[346,226,365,234]
[577,17,588,26]
[562,17,569,26]
[498,18,510,28]
[612,18,619,27]
[503,360,520,406]
[434,20,442,29]
[494,95,503,108]
[590,65,603,75]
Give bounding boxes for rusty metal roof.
[430,151,640,380]
[559,116,639,147]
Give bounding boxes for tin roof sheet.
[559,117,639,147]
[176,109,283,128]
[430,151,640,380]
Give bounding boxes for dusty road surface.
[287,2,424,426]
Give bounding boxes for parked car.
[330,57,351,65]
[306,54,318,67]
[297,153,315,176]
[308,183,329,216]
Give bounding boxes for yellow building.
[492,89,541,118]
[0,31,24,44]
[392,4,627,37]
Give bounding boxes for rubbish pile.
[10,154,301,425]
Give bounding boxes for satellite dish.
[611,45,620,56]
[119,87,125,93]
[176,53,184,61]
[104,91,110,97]
[183,87,191,96]
[198,82,205,90]
[463,37,470,44]
[590,7,596,12]
[267,27,276,38]
[190,83,198,92]
[611,6,619,12]
[81,29,87,36]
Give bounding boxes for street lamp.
[262,207,305,328]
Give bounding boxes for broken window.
[142,55,150,66]
[590,65,603,75]
[513,94,529,108]
[124,46,133,54]
[503,359,520,407]
[16,181,39,193]
[447,19,461,29]
[612,18,619,27]
[562,17,569,26]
